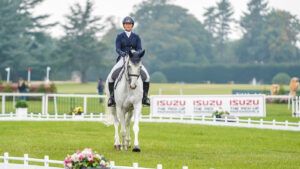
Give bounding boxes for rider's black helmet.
[122,16,135,25]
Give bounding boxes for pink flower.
[87,154,94,162]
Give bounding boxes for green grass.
[0,122,299,169]
[1,83,300,168]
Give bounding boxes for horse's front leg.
[113,113,121,151]
[117,107,127,150]
[132,103,142,152]
[125,112,133,148]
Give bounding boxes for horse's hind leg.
[125,112,133,148]
[113,114,121,151]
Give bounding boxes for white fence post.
[157,164,163,169]
[2,95,5,114]
[182,166,188,169]
[100,113,103,120]
[260,119,263,126]
[110,161,115,167]
[84,96,87,115]
[42,95,45,115]
[24,154,29,166]
[54,95,58,115]
[4,152,9,164]
[44,155,49,167]
[133,162,138,168]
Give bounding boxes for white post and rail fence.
[0,93,299,131]
[0,152,188,169]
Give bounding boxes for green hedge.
[161,64,300,84]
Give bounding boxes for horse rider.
[107,16,150,107]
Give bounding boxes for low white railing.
[0,152,188,169]
[0,113,299,131]
[0,93,295,115]
[0,93,106,115]
[291,96,300,117]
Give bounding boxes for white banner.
[150,95,266,117]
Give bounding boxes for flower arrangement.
[64,148,110,169]
[70,106,83,115]
[212,110,230,118]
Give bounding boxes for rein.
[114,56,141,89]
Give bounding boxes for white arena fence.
[0,152,188,169]
[0,93,106,115]
[0,93,295,115]
[0,93,299,131]
[0,113,299,131]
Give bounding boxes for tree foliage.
[58,0,107,82]
[0,0,55,80]
[132,0,212,70]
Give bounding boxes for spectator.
[18,78,28,100]
[97,78,104,103]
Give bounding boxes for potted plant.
[15,100,28,118]
[64,148,110,169]
[212,110,237,122]
[70,106,84,119]
[212,110,230,119]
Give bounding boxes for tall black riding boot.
[142,82,150,106]
[107,82,116,107]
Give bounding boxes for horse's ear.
[139,50,145,58]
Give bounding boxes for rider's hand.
[120,51,127,57]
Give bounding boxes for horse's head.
[125,49,145,89]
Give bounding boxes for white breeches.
[107,58,150,83]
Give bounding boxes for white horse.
[105,50,145,152]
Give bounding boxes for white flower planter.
[16,108,28,118]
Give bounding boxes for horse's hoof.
[114,145,121,151]
[132,146,141,152]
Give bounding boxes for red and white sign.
[151,95,266,117]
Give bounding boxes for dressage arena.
[0,84,300,169]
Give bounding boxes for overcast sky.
[34,0,300,38]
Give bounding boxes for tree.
[264,10,300,63]
[59,0,107,83]
[0,0,55,80]
[237,0,300,64]
[132,0,212,71]
[215,0,234,59]
[203,7,218,37]
[237,0,269,63]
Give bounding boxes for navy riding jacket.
[115,32,142,61]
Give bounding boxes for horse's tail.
[103,80,115,126]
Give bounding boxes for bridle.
[125,56,141,85]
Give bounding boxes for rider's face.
[123,23,133,31]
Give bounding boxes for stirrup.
[107,97,116,107]
[142,97,150,106]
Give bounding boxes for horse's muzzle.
[130,84,137,89]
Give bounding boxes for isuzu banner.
[150,95,266,117]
